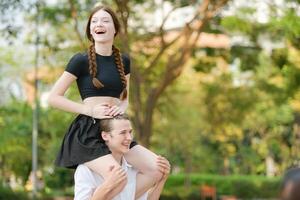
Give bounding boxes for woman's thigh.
[124,145,160,175]
[84,154,120,179]
[84,145,162,180]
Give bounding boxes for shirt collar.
[121,156,132,169]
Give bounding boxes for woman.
[48,4,165,197]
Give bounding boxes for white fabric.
[74,157,148,200]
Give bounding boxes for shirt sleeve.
[65,53,85,78]
[74,166,96,200]
[122,53,131,75]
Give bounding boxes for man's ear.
[101,131,109,141]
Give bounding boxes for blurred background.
[0,0,300,199]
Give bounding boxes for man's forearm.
[91,180,127,200]
[147,179,167,200]
[91,182,113,200]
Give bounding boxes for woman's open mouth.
[95,29,106,35]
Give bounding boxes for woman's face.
[90,9,116,43]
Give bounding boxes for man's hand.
[146,156,171,200]
[105,165,128,188]
[91,165,127,200]
[156,155,170,182]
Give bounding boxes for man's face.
[102,119,133,155]
[90,9,116,43]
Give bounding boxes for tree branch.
[68,0,85,49]
[147,0,229,111]
[114,0,130,52]
[144,0,211,75]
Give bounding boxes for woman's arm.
[119,74,130,110]
[47,71,91,116]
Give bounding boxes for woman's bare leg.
[84,154,127,198]
[124,145,164,198]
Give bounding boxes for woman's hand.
[84,103,126,119]
[86,103,112,119]
[156,156,170,181]
[105,105,126,117]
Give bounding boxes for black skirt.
[55,114,137,169]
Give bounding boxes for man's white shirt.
[74,157,148,200]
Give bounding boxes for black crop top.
[65,52,130,100]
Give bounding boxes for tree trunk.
[117,0,229,147]
[266,154,276,177]
[184,154,192,188]
[223,157,230,175]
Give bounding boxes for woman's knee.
[148,157,171,182]
[153,156,171,182]
[150,168,164,182]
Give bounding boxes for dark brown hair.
[85,5,127,100]
[100,114,130,132]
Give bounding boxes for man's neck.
[111,151,123,165]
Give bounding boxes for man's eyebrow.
[120,129,132,133]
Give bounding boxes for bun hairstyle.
[85,5,127,100]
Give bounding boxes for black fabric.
[65,52,130,100]
[55,114,138,169]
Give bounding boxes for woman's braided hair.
[85,5,127,100]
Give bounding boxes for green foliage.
[41,6,72,25]
[230,46,261,71]
[271,48,288,69]
[0,184,30,200]
[44,168,74,189]
[270,9,300,45]
[221,16,253,34]
[162,174,280,199]
[0,101,33,182]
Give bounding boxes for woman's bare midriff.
[83,96,121,107]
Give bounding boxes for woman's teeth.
[95,30,106,34]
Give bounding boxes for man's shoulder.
[74,164,101,183]
[75,164,90,174]
[74,159,138,184]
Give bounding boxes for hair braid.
[112,45,127,100]
[88,43,104,88]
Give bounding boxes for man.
[74,114,170,200]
